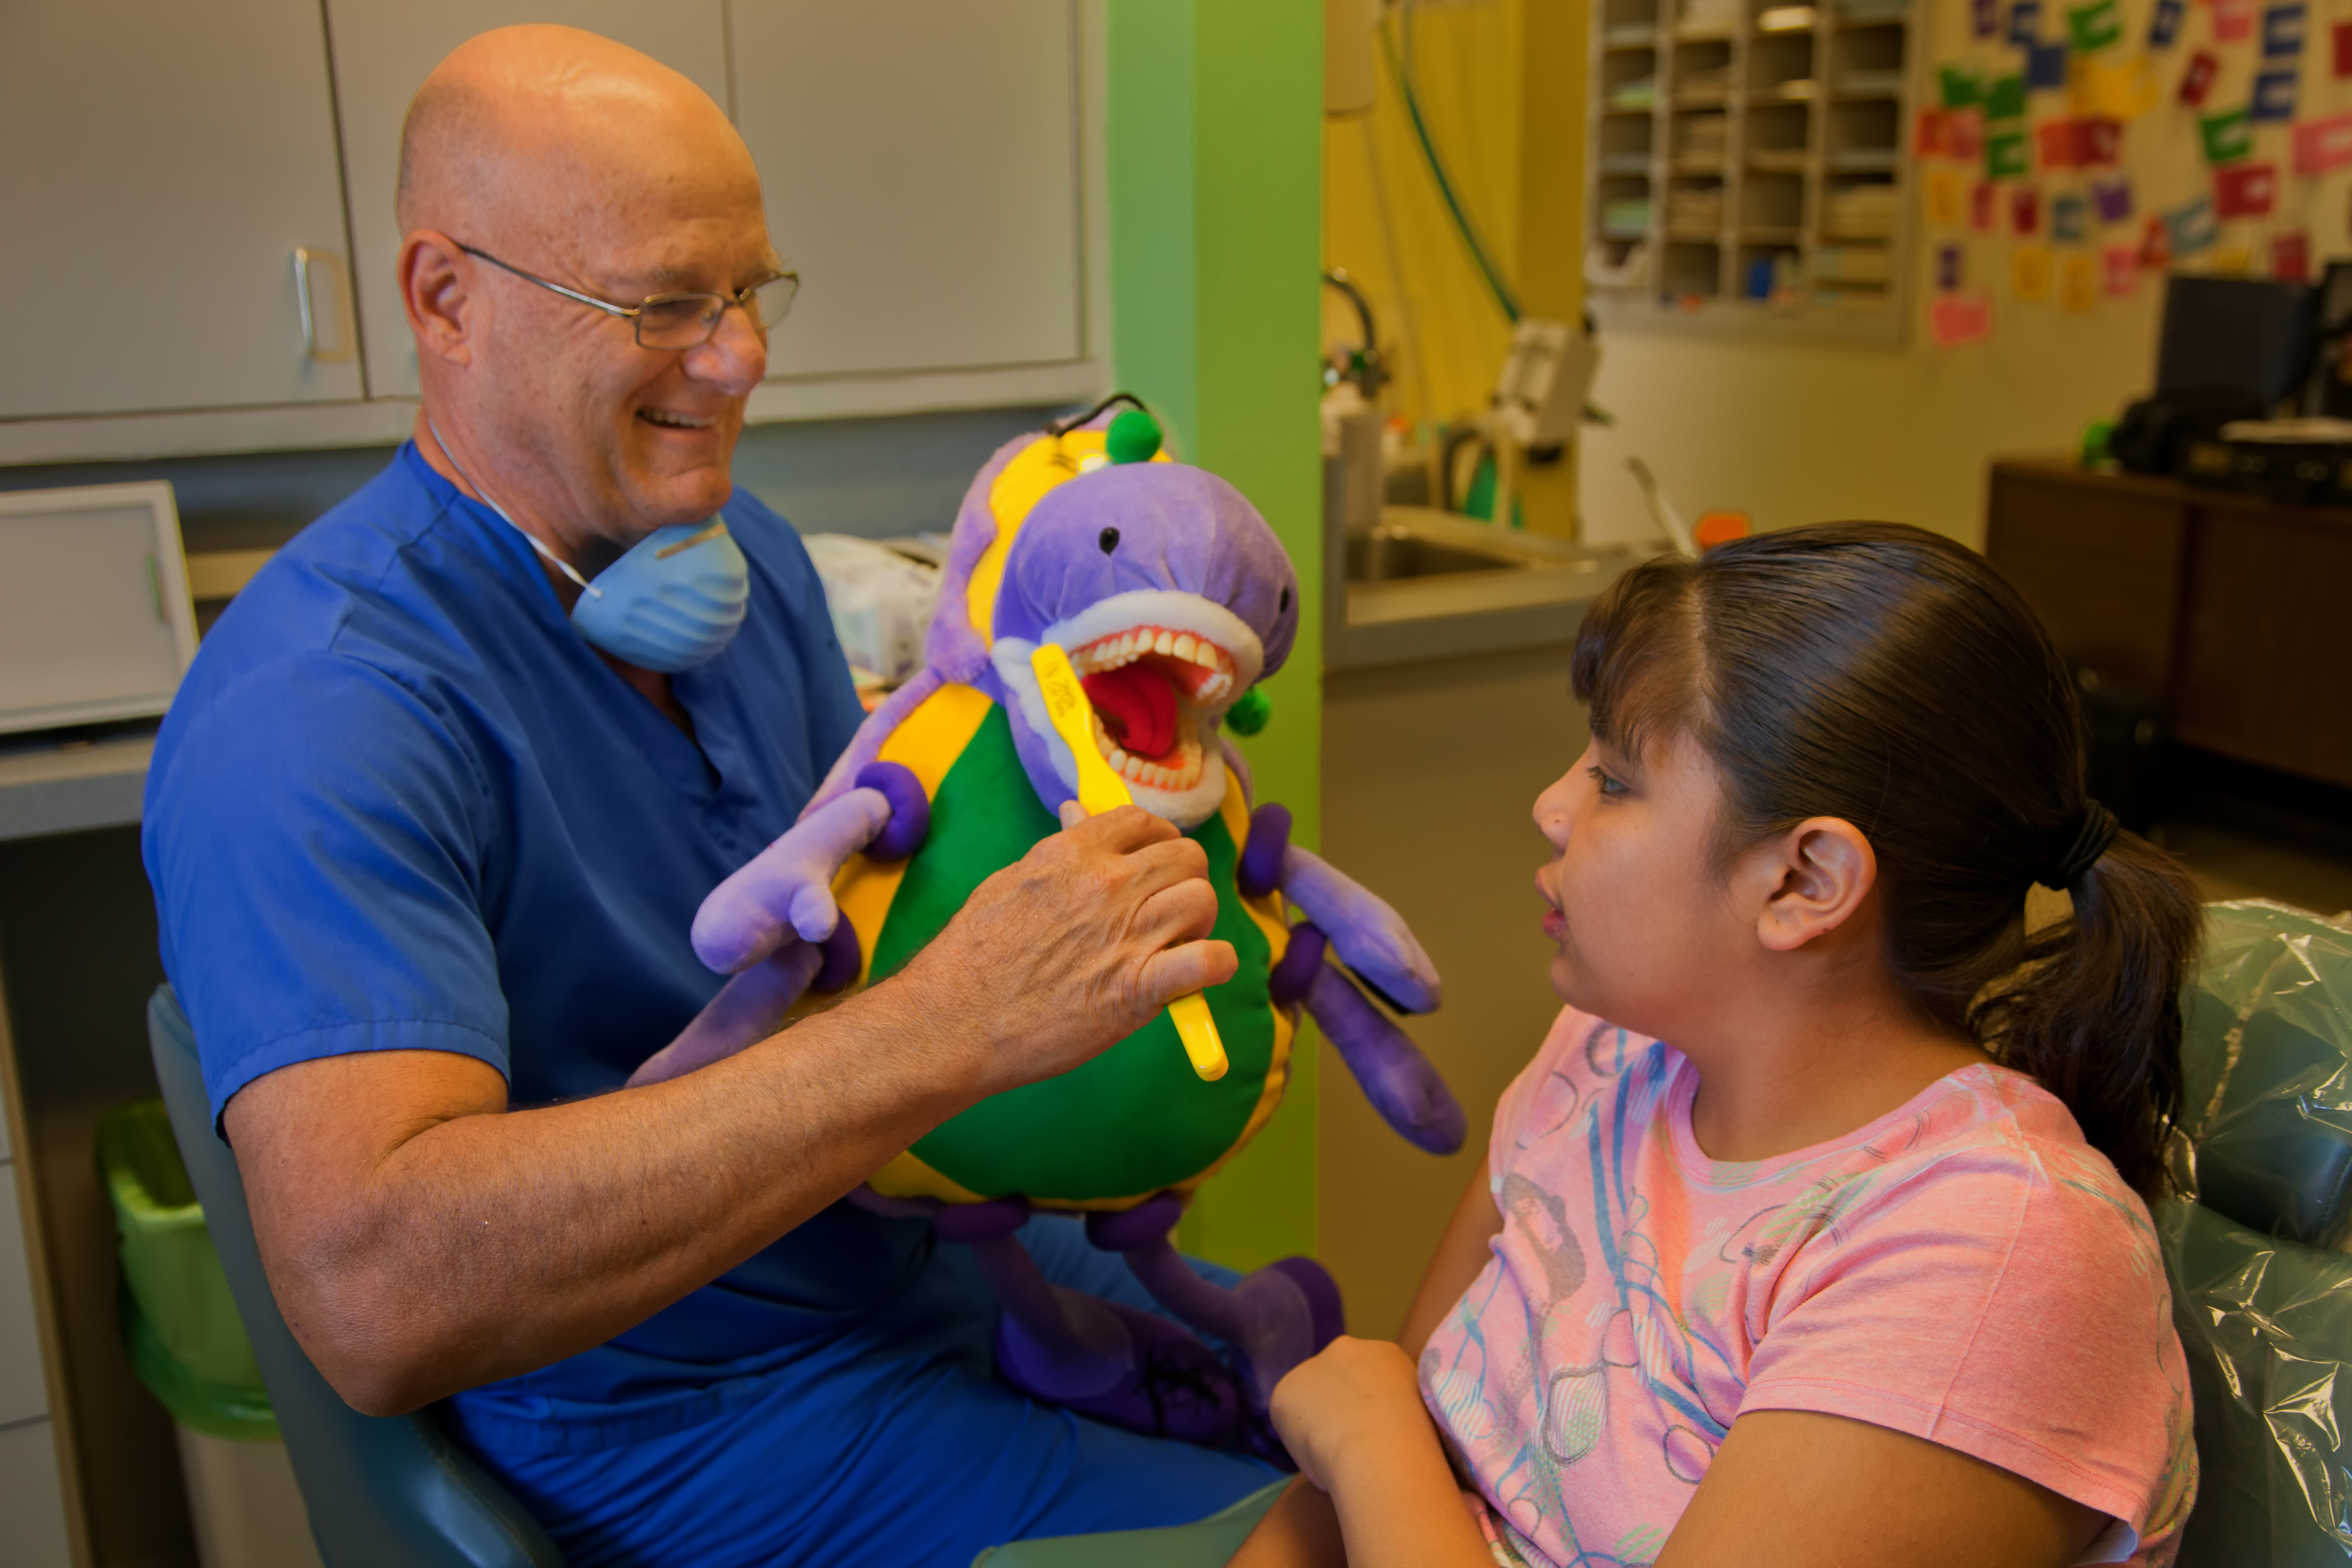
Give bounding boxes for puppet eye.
[1279,586,1290,613]
[1099,527,1120,554]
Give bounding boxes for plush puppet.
[634,399,1464,1456]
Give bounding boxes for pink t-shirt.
[1418,1008,2197,1568]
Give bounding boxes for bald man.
[142,26,1274,1565]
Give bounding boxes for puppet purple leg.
[1274,923,1466,1156]
[1084,1195,1343,1465]
[935,1198,1242,1447]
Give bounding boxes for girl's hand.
[1270,1336,1430,1492]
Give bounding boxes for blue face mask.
[427,423,751,673]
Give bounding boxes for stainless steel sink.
[1328,505,1646,669]
[1346,528,1532,582]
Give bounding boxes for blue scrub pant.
[462,1217,1279,1567]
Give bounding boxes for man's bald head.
[394,24,780,561]
[396,25,754,245]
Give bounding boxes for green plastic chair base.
[971,1480,1289,1568]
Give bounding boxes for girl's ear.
[1753,817,1877,953]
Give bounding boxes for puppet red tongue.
[1082,664,1179,760]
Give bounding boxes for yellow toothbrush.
[1031,643,1229,1082]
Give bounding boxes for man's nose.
[682,305,767,395]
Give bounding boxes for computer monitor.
[2156,274,2317,407]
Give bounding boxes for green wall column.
[1106,0,1324,1271]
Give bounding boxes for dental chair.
[147,987,565,1568]
[2160,899,2352,1567]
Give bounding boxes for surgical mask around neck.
[426,421,751,673]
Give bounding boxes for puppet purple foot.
[1088,1196,1346,1468]
[941,1197,1242,1447]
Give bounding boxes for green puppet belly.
[865,704,1278,1204]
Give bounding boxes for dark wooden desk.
[1986,458,2352,790]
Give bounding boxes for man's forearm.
[240,976,980,1414]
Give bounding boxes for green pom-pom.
[1225,686,1271,736]
[1106,407,1163,465]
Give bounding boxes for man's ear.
[1752,817,1876,953]
[399,230,475,367]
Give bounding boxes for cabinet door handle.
[293,247,356,364]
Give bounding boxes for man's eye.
[1588,765,1627,797]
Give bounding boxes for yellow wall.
[1576,301,2159,546]
[1322,0,1586,536]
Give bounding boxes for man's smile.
[639,407,720,431]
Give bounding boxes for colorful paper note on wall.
[2013,243,2056,299]
[2215,160,2279,215]
[1988,129,2032,176]
[2053,191,2091,240]
[2038,119,2082,167]
[2150,0,2186,48]
[2179,50,2219,107]
[1975,0,2002,35]
[2080,117,2122,164]
[2264,3,2307,56]
[1988,73,2030,119]
[1972,179,1999,231]
[1915,108,1952,156]
[1950,108,1987,159]
[2212,247,2252,275]
[2139,214,2174,268]
[2092,174,2135,222]
[2336,20,2352,76]
[1926,167,1969,226]
[2252,68,2299,121]
[2294,110,2352,173]
[2164,194,2218,254]
[2013,183,2045,235]
[2060,252,2101,310]
[2010,0,2045,45]
[1930,291,1996,346]
[2076,56,2161,117]
[2201,106,2254,162]
[2215,0,2256,41]
[2027,42,2071,90]
[1941,64,1986,108]
[2103,244,2140,297]
[2069,0,2124,49]
[1937,242,1965,291]
[2274,229,2311,281]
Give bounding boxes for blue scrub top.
[142,443,932,1448]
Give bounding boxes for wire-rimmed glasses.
[457,243,799,349]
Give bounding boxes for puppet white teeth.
[1173,633,1197,661]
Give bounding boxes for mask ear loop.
[425,418,603,601]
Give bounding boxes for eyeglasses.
[457,244,799,350]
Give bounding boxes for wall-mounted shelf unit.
[1584,0,1919,340]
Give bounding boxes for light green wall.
[1106,0,1324,1271]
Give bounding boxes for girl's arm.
[1658,1409,2102,1568]
[1230,1163,1507,1568]
[1399,1162,1504,1357]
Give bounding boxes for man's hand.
[894,803,1236,1099]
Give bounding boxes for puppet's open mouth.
[1069,626,1238,792]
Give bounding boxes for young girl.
[1235,524,2202,1568]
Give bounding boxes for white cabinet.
[732,0,1086,382]
[322,0,732,402]
[0,0,363,420]
[2,1159,70,1568]
[0,0,1103,463]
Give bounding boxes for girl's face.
[1532,732,1757,1042]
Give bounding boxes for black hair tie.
[2038,800,2121,890]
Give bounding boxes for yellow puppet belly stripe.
[830,681,995,990]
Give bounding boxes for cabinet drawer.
[0,1418,72,1568]
[0,1163,49,1428]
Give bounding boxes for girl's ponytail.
[1574,524,2207,1199]
[1975,825,2205,1197]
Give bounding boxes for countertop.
[0,723,154,842]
